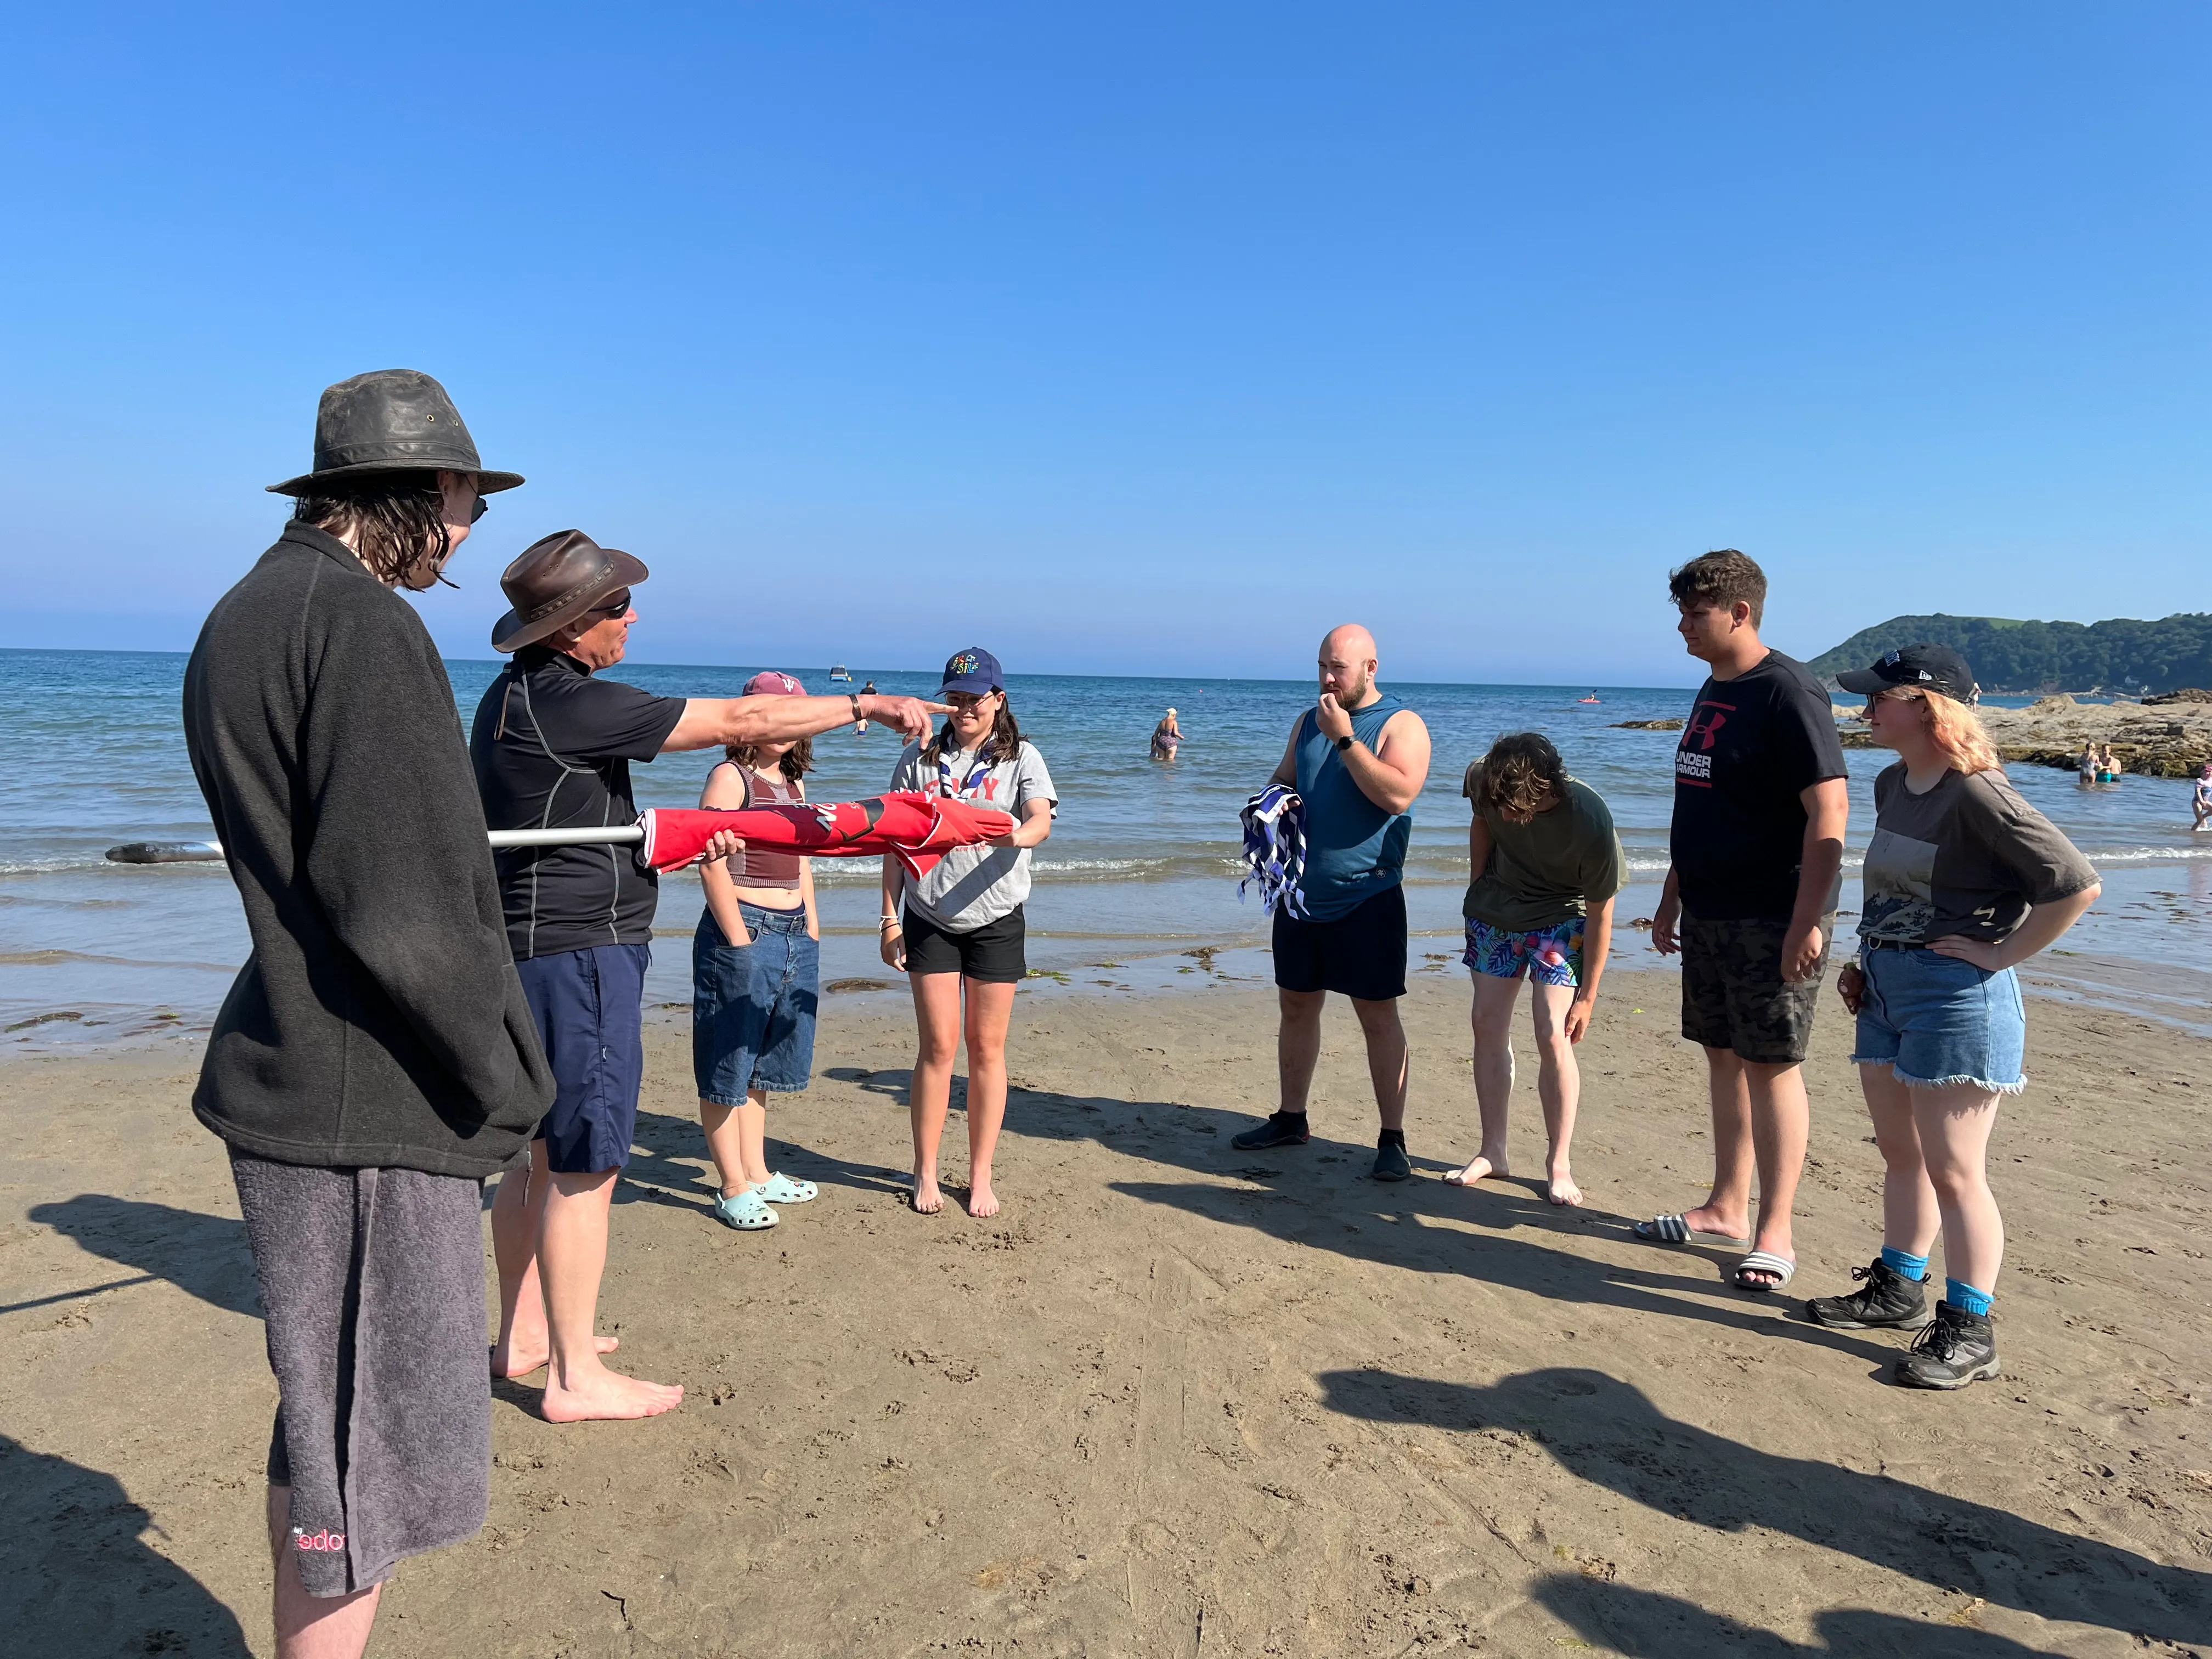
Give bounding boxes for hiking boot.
[1895,1301,2000,1390]
[1231,1112,1310,1151]
[1805,1257,1932,1330]
[1371,1133,1412,1182]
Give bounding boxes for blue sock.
[1880,1245,1929,1280]
[1945,1278,1993,1317]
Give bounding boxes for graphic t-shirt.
[888,738,1057,931]
[1669,651,1848,921]
[470,648,687,960]
[1460,769,1629,932]
[1860,764,2098,946]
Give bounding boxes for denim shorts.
[1852,944,2026,1093]
[693,904,819,1104]
[1463,916,1585,987]
[515,942,650,1173]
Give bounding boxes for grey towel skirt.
[230,1150,490,1598]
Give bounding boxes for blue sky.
[2,3,2204,685]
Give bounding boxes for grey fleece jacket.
[183,524,553,1177]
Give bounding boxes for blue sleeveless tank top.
[1293,692,1412,921]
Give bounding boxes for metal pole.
[105,825,646,864]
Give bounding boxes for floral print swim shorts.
[1462,916,1585,988]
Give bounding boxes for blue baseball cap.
[938,646,1002,697]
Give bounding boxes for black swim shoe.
[1805,1258,1932,1330]
[1895,1301,2000,1390]
[1231,1111,1310,1150]
[1372,1131,1411,1182]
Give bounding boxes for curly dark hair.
[1471,731,1568,819]
[724,736,815,782]
[1667,548,1767,626]
[291,470,456,591]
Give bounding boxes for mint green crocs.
[710,1187,778,1230]
[757,1172,817,1205]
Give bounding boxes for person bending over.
[1807,646,2098,1389]
[1444,733,1626,1206]
[1640,550,1849,1295]
[880,647,1057,1218]
[1229,624,1433,1181]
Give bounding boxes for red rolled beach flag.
[637,791,1014,879]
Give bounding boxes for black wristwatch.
[1335,733,1355,753]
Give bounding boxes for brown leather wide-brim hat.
[267,368,525,496]
[492,529,650,654]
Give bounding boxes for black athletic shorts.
[1272,883,1407,1001]
[1678,909,1835,1065]
[902,902,1028,983]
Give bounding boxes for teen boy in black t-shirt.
[1638,550,1849,1296]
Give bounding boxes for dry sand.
[4,969,2209,1658]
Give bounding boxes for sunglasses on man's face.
[584,589,631,620]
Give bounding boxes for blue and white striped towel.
[1238,785,1310,918]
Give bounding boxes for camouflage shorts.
[1679,910,1835,1065]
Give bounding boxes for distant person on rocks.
[1228,624,1433,1181]
[2195,763,2212,831]
[184,369,552,1658]
[880,647,1058,1218]
[1640,550,1848,1295]
[692,672,825,1233]
[1808,646,2098,1390]
[1444,732,1627,1207]
[473,537,940,1420]
[1152,707,1183,761]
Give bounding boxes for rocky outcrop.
[1834,699,2212,777]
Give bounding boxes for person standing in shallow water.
[880,647,1058,1218]
[1228,624,1433,1181]
[1807,646,2098,1389]
[1444,732,1627,1207]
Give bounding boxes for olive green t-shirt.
[1460,768,1629,932]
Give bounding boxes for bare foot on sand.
[541,1365,684,1423]
[1443,1152,1507,1186]
[911,1175,944,1215]
[1545,1167,1584,1206]
[492,1334,618,1379]
[966,1178,1000,1219]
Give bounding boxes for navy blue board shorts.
[693,904,820,1104]
[514,942,650,1173]
[1272,884,1408,1002]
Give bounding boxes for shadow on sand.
[24,1194,259,1319]
[1323,1365,2209,1650]
[0,1432,249,1656]
[1533,1573,2066,1657]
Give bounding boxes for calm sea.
[5,648,2210,1050]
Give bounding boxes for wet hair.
[724,735,814,783]
[291,470,455,591]
[1668,548,1767,627]
[923,690,1022,767]
[1471,732,1568,818]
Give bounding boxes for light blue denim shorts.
[692,904,819,1104]
[1852,944,2026,1093]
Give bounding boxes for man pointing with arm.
[471,530,941,1421]
[1230,624,1434,1181]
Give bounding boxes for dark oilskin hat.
[267,369,524,496]
[1835,644,1982,705]
[492,529,650,654]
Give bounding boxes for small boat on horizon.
[828,664,853,682]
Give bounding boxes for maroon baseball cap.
[743,670,806,696]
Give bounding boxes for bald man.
[1232,625,1433,1178]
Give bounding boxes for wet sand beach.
[4,970,2208,1657]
